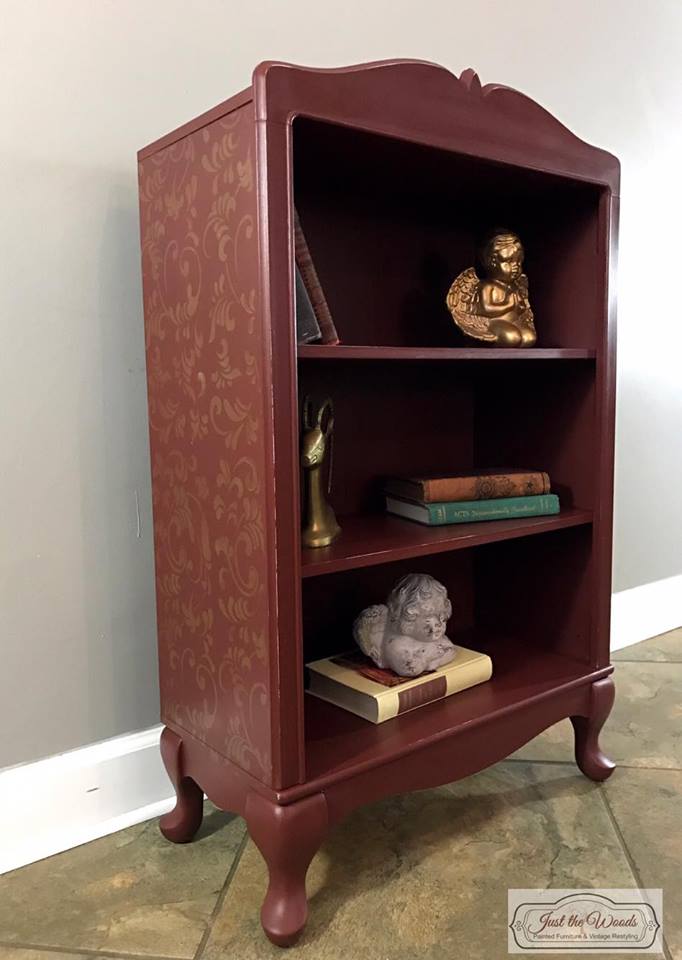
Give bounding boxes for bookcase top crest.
[139,59,619,193]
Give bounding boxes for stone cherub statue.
[446,230,536,347]
[353,573,457,677]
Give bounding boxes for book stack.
[307,646,493,723]
[384,469,558,526]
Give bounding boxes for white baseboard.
[1,575,679,875]
[0,725,174,875]
[611,573,682,652]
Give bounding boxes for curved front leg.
[159,726,204,843]
[571,676,616,781]
[245,791,328,947]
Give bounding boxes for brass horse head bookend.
[301,396,341,548]
[446,230,537,347]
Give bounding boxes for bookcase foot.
[245,791,329,947]
[571,677,616,782]
[159,726,204,843]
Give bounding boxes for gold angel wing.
[516,273,535,330]
[445,267,497,342]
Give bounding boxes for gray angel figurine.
[353,573,457,677]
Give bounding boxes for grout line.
[0,942,188,960]
[598,785,648,886]
[504,757,574,767]
[598,787,674,960]
[612,658,682,664]
[504,756,682,772]
[193,827,249,960]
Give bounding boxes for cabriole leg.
[245,791,329,947]
[159,726,204,843]
[571,676,616,781]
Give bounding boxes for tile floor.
[1,628,680,960]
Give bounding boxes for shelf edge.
[298,345,597,361]
[301,509,593,578]
[276,663,613,804]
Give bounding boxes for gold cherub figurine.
[446,231,536,347]
[301,396,341,549]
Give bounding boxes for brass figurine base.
[301,524,341,550]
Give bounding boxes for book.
[386,493,560,525]
[295,266,322,343]
[384,469,550,504]
[306,645,493,723]
[294,208,339,344]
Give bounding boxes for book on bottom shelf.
[386,493,560,526]
[306,645,493,723]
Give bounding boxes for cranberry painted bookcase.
[137,60,618,946]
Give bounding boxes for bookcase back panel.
[301,523,594,679]
[293,118,604,349]
[297,360,474,516]
[474,525,595,664]
[474,363,597,511]
[138,104,276,785]
[302,551,475,665]
[298,358,596,519]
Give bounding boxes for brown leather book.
[293,208,339,344]
[385,469,551,504]
[306,646,492,723]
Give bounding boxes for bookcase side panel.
[254,116,306,789]
[138,104,275,785]
[591,191,619,668]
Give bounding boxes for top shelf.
[297,345,596,361]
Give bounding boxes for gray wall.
[1,0,681,768]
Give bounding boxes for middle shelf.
[298,345,597,361]
[300,508,592,577]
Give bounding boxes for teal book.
[386,493,560,526]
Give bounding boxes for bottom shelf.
[303,636,599,789]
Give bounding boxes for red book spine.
[397,676,447,714]
[293,209,339,345]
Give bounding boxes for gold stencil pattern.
[138,105,272,783]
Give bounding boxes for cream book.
[306,645,493,724]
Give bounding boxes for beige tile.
[613,627,682,663]
[512,661,682,769]
[0,952,89,960]
[603,768,682,959]
[203,762,636,960]
[0,803,244,957]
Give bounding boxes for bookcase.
[137,59,618,946]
